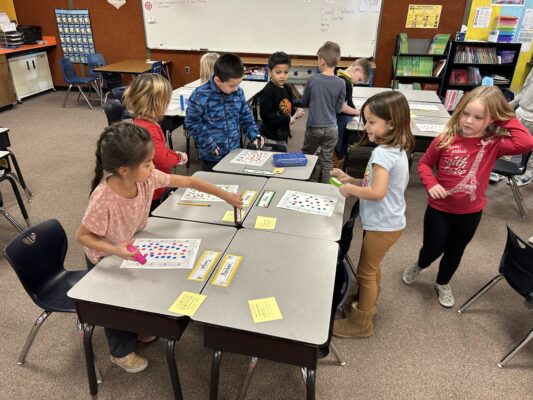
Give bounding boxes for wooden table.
[93,59,170,75]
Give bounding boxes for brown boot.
[331,152,345,170]
[341,283,359,313]
[333,304,377,338]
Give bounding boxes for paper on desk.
[168,291,206,316]
[416,123,445,133]
[255,216,276,230]
[409,103,439,111]
[211,254,242,287]
[248,297,283,323]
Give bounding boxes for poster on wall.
[55,9,95,64]
[405,5,442,29]
[491,0,525,5]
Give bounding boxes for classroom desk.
[184,78,202,88]
[351,87,442,103]
[193,229,338,400]
[242,178,345,241]
[68,218,237,400]
[352,97,449,119]
[152,171,267,226]
[213,148,318,181]
[93,59,171,75]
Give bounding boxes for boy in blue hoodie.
[186,53,260,171]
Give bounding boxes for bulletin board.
[140,0,383,58]
[55,9,95,64]
[466,0,533,88]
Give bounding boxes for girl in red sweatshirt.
[402,86,533,308]
[123,74,187,211]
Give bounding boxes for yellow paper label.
[242,190,258,208]
[211,254,242,287]
[187,250,221,281]
[222,210,234,222]
[255,216,276,230]
[168,291,206,316]
[248,297,283,323]
[273,168,285,174]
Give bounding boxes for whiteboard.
[141,0,383,58]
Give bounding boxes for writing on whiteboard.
[320,7,355,32]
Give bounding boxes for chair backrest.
[102,99,125,125]
[518,151,532,174]
[150,61,163,74]
[59,57,79,83]
[87,53,106,79]
[3,219,68,308]
[499,225,533,299]
[337,199,360,264]
[111,86,127,102]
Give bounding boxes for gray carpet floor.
[0,91,531,400]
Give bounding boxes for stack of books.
[454,46,498,63]
[491,74,510,85]
[468,67,482,85]
[428,34,450,55]
[398,33,408,53]
[393,56,434,76]
[444,90,466,111]
[493,16,519,43]
[498,50,516,64]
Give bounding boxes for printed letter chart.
[181,184,238,202]
[168,291,206,316]
[277,190,337,217]
[120,238,201,269]
[230,150,272,167]
[248,297,283,323]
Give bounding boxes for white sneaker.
[402,263,422,285]
[435,284,455,308]
[110,352,148,373]
[489,172,502,183]
[528,236,533,245]
[512,175,532,187]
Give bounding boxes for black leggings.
[85,256,138,358]
[417,206,482,285]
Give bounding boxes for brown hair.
[438,86,514,149]
[91,122,153,193]
[360,91,415,152]
[351,58,371,82]
[200,52,219,83]
[317,41,341,67]
[123,74,172,122]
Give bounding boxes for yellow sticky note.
[273,168,284,174]
[222,210,234,222]
[248,297,283,323]
[255,216,276,230]
[168,291,206,316]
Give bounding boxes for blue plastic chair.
[150,61,163,74]
[87,53,122,103]
[59,57,98,109]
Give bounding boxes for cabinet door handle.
[32,60,35,69]
[26,61,30,70]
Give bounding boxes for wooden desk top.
[93,59,170,74]
[0,36,56,56]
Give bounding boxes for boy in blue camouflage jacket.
[186,53,261,171]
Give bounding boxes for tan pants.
[356,229,404,311]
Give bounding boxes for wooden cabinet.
[0,55,16,108]
[8,51,54,102]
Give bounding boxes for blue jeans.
[335,114,353,158]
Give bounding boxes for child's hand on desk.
[428,184,448,199]
[330,168,350,183]
[115,241,137,261]
[225,192,244,209]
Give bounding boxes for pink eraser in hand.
[127,244,147,265]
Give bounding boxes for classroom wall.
[0,0,16,21]
[13,0,467,90]
[465,0,533,90]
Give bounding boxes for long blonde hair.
[438,86,514,149]
[200,52,219,83]
[123,74,172,122]
[360,91,415,152]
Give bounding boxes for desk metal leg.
[165,339,183,400]
[210,350,223,400]
[82,324,98,397]
[3,173,30,227]
[238,356,258,400]
[306,368,316,400]
[7,152,32,201]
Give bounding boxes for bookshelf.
[391,34,450,92]
[440,40,521,110]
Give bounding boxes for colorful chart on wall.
[230,150,272,167]
[55,9,95,64]
[277,190,338,217]
[120,238,201,269]
[180,185,239,202]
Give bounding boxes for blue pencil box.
[272,152,308,167]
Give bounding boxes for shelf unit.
[439,40,521,102]
[391,35,450,92]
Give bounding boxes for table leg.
[166,339,183,400]
[210,350,223,400]
[82,324,98,397]
[306,368,316,400]
[3,173,30,227]
[7,152,32,200]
